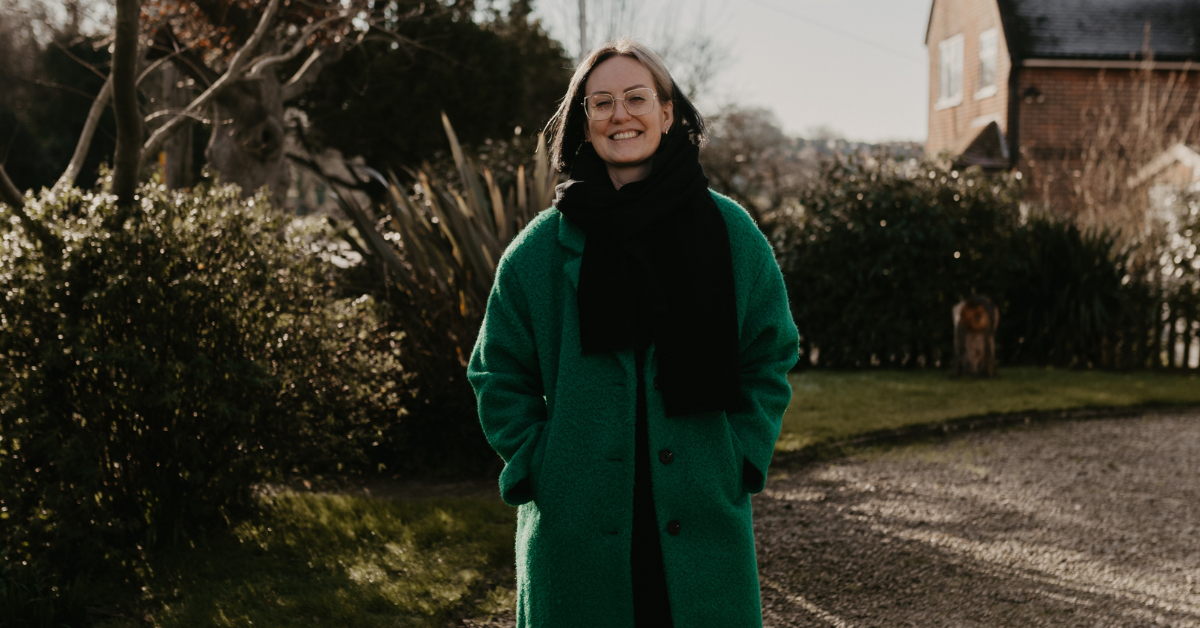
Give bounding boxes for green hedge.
[0,184,406,611]
[768,154,1168,369]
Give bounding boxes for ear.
[582,120,592,143]
[661,99,675,132]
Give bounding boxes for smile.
[610,131,641,141]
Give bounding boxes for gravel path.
[465,411,1200,627]
[756,411,1200,627]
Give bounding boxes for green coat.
[467,192,798,627]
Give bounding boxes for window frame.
[975,28,999,99]
[936,34,965,110]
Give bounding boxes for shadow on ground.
[756,413,1200,627]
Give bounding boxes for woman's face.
[583,56,674,173]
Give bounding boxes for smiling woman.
[468,38,799,628]
[579,56,674,188]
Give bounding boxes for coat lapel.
[558,210,585,290]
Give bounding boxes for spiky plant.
[320,114,559,473]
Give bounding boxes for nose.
[611,99,633,122]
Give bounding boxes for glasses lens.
[624,88,656,115]
[586,94,615,119]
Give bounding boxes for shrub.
[0,182,407,602]
[1001,217,1150,367]
[306,115,558,475]
[768,153,1024,368]
[766,152,1193,370]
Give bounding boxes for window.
[937,34,964,109]
[976,28,998,99]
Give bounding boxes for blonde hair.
[545,38,706,173]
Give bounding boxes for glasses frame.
[582,88,659,120]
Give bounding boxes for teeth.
[612,131,639,140]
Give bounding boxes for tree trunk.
[205,73,287,208]
[111,0,143,206]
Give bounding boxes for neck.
[606,159,653,191]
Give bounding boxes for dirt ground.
[465,411,1200,627]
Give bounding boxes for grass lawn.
[98,367,1200,626]
[99,492,517,628]
[778,366,1200,452]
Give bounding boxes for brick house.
[925,0,1200,212]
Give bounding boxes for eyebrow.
[587,83,649,96]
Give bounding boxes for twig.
[52,75,113,195]
[248,13,346,78]
[0,71,97,99]
[140,0,284,163]
[0,163,25,211]
[52,38,108,81]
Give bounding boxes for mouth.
[609,130,642,141]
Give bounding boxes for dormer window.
[937,34,964,109]
[976,28,999,99]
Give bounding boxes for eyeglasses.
[582,87,658,120]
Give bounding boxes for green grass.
[89,367,1200,627]
[777,366,1200,452]
[99,492,516,628]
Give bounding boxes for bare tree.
[701,104,816,221]
[550,0,729,102]
[1045,30,1200,244]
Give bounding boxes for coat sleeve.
[467,258,547,507]
[727,252,799,494]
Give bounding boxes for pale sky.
[533,0,933,143]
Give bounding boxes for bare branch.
[52,38,107,81]
[51,75,113,195]
[0,163,60,256]
[248,13,346,78]
[280,44,344,102]
[137,45,198,87]
[0,71,97,99]
[0,163,25,211]
[140,0,284,163]
[144,108,209,124]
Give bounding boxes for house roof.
[995,0,1200,61]
[1126,143,1200,188]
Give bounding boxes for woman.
[468,39,798,627]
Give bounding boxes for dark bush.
[769,153,1024,368]
[0,183,407,602]
[1001,217,1151,367]
[766,152,1185,370]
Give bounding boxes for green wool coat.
[467,191,799,627]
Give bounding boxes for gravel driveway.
[756,411,1200,627]
[465,411,1200,627]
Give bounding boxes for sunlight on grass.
[778,367,1200,452]
[100,492,515,628]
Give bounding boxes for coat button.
[653,376,662,391]
[666,520,681,536]
[658,449,674,465]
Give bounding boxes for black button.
[666,520,681,536]
[658,449,674,465]
[653,376,662,391]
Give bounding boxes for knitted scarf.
[553,132,741,417]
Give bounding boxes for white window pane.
[938,35,964,105]
[978,29,998,91]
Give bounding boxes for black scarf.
[553,132,742,417]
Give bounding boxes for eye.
[627,95,647,104]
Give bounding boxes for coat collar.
[557,209,585,255]
[557,210,584,289]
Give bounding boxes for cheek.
[585,120,604,142]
